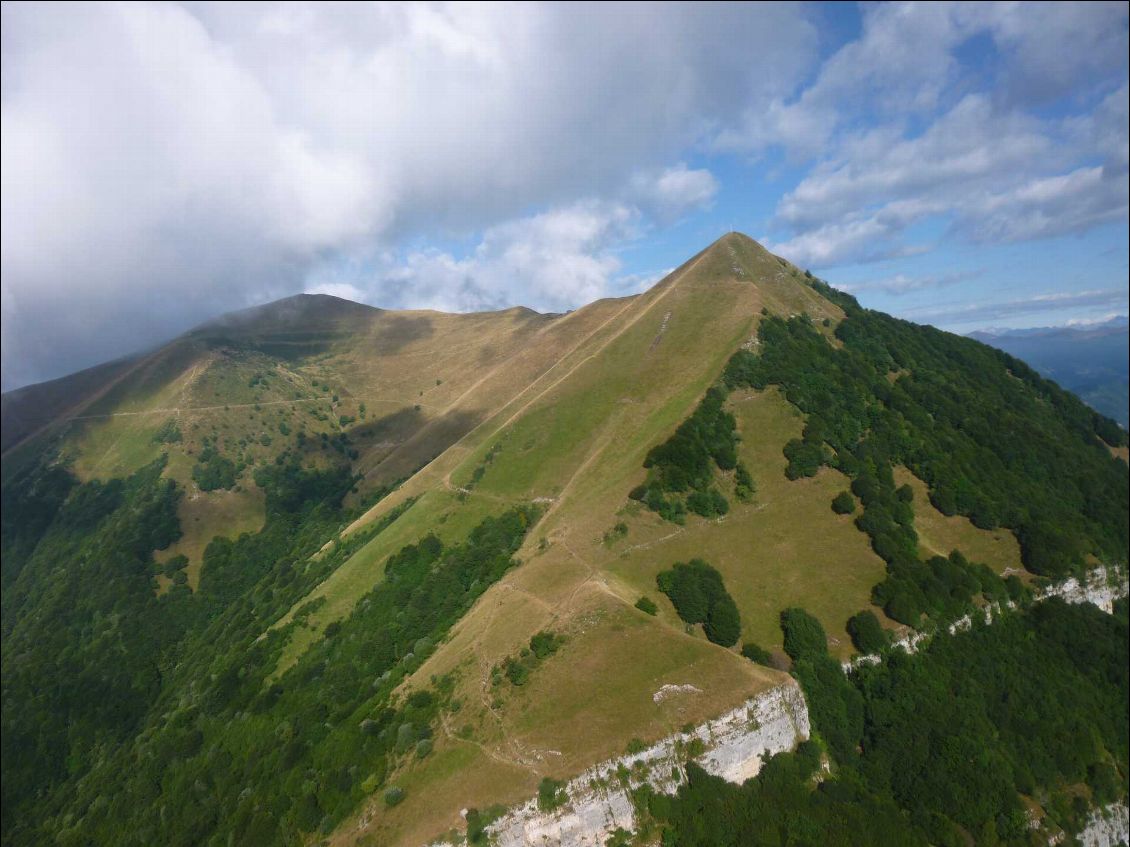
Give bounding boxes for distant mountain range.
[970,317,1129,427]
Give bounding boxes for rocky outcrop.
[1076,802,1129,847]
[478,681,810,847]
[430,566,1127,847]
[1034,566,1128,614]
[845,565,1129,672]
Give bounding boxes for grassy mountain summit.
[2,234,1127,846]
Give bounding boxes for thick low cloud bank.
[3,2,808,388]
[2,2,1126,389]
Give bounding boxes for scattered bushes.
[603,522,629,544]
[465,806,506,844]
[395,723,416,753]
[529,631,565,659]
[626,738,647,754]
[504,658,530,686]
[499,630,566,687]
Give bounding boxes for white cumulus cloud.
[0,1,818,388]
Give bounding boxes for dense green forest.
[634,284,1126,628]
[629,285,1129,845]
[649,597,1129,846]
[1,447,540,846]
[723,293,1128,627]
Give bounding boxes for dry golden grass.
[347,579,787,847]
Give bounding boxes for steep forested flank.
[725,299,1128,621]
[0,448,540,846]
[646,598,1129,846]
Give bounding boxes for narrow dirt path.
[437,704,539,776]
[1,353,156,459]
[433,246,711,493]
[473,247,705,452]
[534,429,619,531]
[438,477,523,506]
[68,396,324,421]
[647,310,672,353]
[618,526,686,556]
[558,539,621,610]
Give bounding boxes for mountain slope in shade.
[970,318,1129,427]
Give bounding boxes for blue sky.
[2,2,1127,389]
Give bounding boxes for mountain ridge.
[2,232,1126,847]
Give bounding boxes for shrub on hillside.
[537,777,567,812]
[192,445,238,491]
[831,491,856,515]
[635,385,738,521]
[780,607,827,663]
[657,559,742,647]
[847,610,888,654]
[704,594,741,647]
[741,642,774,666]
[734,462,756,502]
[635,596,658,616]
[529,630,565,660]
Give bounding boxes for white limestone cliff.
[845,565,1129,672]
[1077,802,1129,847]
[428,565,1126,847]
[476,681,810,847]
